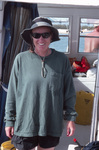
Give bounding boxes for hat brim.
[21,21,60,45]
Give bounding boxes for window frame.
[48,16,72,53]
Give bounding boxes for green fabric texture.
[5,49,77,137]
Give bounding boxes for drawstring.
[41,59,47,78]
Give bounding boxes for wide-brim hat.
[21,16,60,45]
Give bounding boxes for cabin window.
[49,17,69,53]
[79,18,99,53]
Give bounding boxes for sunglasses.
[31,32,51,39]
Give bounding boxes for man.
[84,24,99,52]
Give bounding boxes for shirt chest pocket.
[49,71,63,92]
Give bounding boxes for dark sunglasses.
[31,32,51,39]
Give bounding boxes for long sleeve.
[5,56,19,127]
[63,57,77,121]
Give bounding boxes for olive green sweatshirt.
[5,49,77,137]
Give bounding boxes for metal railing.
[90,52,99,142]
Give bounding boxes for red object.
[73,138,77,142]
[73,56,90,73]
[73,138,82,147]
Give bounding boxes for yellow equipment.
[75,91,94,125]
[1,140,15,150]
